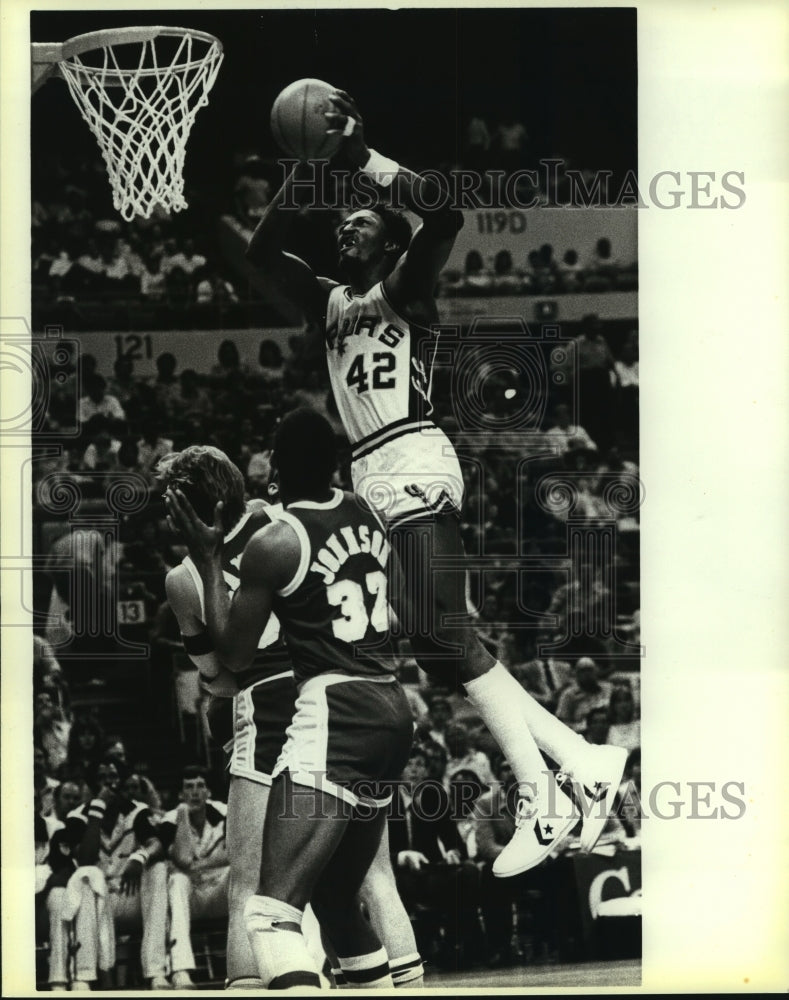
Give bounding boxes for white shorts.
[229,671,297,786]
[351,428,465,526]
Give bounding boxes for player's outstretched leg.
[389,511,625,874]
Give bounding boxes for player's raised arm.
[327,91,463,302]
[245,161,336,325]
[165,489,296,672]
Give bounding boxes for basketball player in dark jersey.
[161,439,422,990]
[244,91,627,876]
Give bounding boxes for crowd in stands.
[32,132,637,334]
[31,107,640,985]
[31,305,640,983]
[440,240,637,298]
[34,631,641,985]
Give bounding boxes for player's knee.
[243,895,320,990]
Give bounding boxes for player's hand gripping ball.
[270,78,344,160]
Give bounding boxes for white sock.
[511,677,588,770]
[389,951,424,987]
[464,662,548,792]
[338,947,393,988]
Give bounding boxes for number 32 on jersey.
[327,570,388,641]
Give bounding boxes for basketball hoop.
[32,27,223,221]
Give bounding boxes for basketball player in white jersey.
[160,446,424,989]
[245,90,627,876]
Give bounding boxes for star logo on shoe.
[584,780,609,803]
[534,820,556,846]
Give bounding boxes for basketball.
[270,78,343,161]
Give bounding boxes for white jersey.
[325,281,438,461]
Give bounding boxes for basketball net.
[55,29,223,221]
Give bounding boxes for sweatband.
[182,631,214,655]
[129,849,148,866]
[361,148,400,188]
[87,799,106,820]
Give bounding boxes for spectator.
[50,779,86,835]
[210,338,246,379]
[493,112,528,173]
[124,774,164,817]
[66,714,106,784]
[34,690,72,774]
[449,768,487,859]
[103,735,130,771]
[196,268,239,308]
[583,706,611,745]
[586,236,620,284]
[616,747,642,838]
[444,721,495,789]
[491,250,524,295]
[234,154,272,226]
[255,338,285,387]
[78,374,125,425]
[416,694,453,751]
[504,633,574,714]
[139,252,167,301]
[607,683,641,752]
[99,239,137,292]
[614,329,639,450]
[136,415,173,484]
[171,368,214,427]
[244,437,272,495]
[159,765,230,989]
[459,250,493,295]
[75,237,104,284]
[471,756,561,966]
[388,746,481,969]
[34,743,60,819]
[39,806,79,991]
[420,738,449,787]
[106,355,139,410]
[153,352,180,417]
[543,402,597,456]
[555,657,614,733]
[33,635,64,696]
[465,112,491,172]
[81,415,122,471]
[161,237,206,278]
[573,313,617,450]
[558,248,584,292]
[45,756,170,990]
[117,435,143,473]
[545,560,612,652]
[528,246,559,294]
